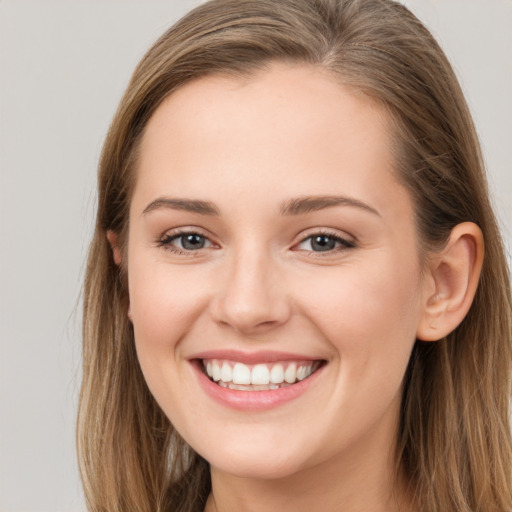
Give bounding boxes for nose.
[210,248,292,335]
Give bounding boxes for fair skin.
[109,63,483,512]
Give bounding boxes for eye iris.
[311,235,336,251]
[181,234,205,250]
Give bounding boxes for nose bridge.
[212,240,290,333]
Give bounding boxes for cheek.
[126,260,211,417]
[293,257,421,444]
[297,252,422,362]
[127,256,210,361]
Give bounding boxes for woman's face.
[126,63,431,480]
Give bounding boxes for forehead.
[133,62,408,219]
[140,63,392,161]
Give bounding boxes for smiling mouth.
[201,359,324,391]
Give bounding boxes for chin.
[209,451,308,481]
[191,426,316,481]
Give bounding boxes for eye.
[296,232,355,252]
[158,231,214,252]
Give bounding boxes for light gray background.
[0,1,510,511]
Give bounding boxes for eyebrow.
[143,198,220,216]
[280,195,381,217]
[142,194,380,217]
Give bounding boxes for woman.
[78,0,512,511]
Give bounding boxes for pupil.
[182,234,205,250]
[311,235,335,251]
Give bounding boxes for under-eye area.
[199,359,325,391]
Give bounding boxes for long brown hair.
[78,1,512,510]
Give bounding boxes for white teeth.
[270,363,284,384]
[225,382,289,391]
[232,362,251,384]
[212,360,221,381]
[284,362,297,383]
[221,361,232,382]
[228,383,250,391]
[297,364,312,381]
[204,359,321,388]
[251,364,270,385]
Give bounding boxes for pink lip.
[189,356,326,411]
[188,349,323,365]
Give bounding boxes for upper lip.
[188,349,325,365]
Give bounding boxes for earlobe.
[106,230,123,266]
[416,222,484,342]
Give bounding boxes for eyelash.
[156,229,355,255]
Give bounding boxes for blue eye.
[297,233,354,252]
[159,232,213,252]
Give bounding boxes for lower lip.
[192,361,325,411]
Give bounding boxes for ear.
[416,222,484,342]
[106,230,132,320]
[106,230,123,266]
